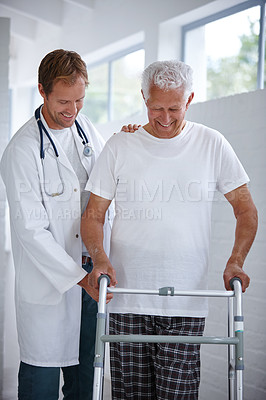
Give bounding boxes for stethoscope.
[35,105,94,197]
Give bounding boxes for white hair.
[141,60,193,102]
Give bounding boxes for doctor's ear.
[38,83,46,100]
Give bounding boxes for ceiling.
[0,0,95,41]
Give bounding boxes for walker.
[92,276,244,400]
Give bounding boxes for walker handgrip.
[98,274,111,286]
[229,277,242,290]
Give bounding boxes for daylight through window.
[83,48,145,124]
[182,1,265,102]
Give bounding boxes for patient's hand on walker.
[78,273,114,303]
[223,262,250,293]
[86,258,117,303]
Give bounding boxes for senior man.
[81,60,257,400]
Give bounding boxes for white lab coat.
[0,110,112,366]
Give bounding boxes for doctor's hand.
[119,124,141,133]
[78,274,101,302]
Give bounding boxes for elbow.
[249,205,258,242]
[248,201,258,227]
[237,202,258,234]
[252,204,258,232]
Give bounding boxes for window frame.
[181,0,266,90]
[86,43,144,122]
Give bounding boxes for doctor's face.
[39,75,86,130]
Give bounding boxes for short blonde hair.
[38,49,89,96]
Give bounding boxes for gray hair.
[141,60,193,102]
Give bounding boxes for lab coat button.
[76,234,79,238]
[74,188,78,192]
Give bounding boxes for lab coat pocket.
[18,254,63,305]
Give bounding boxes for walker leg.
[93,367,104,400]
[236,370,243,400]
[92,276,109,400]
[231,279,244,400]
[228,297,235,400]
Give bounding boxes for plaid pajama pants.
[109,313,205,400]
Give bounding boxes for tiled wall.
[187,89,266,400]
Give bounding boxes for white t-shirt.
[86,122,249,317]
[50,127,89,214]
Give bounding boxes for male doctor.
[0,49,120,399]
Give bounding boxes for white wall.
[0,16,10,398]
[186,89,266,400]
[9,0,212,85]
[6,0,246,134]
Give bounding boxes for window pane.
[112,49,145,120]
[83,63,108,124]
[185,6,260,102]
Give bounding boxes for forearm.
[228,206,258,266]
[79,215,116,301]
[80,196,117,289]
[81,213,107,264]
[224,203,258,291]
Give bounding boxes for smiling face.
[143,85,194,139]
[38,75,86,129]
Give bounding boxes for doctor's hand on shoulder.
[117,124,141,134]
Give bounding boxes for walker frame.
[92,276,244,400]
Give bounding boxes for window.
[82,47,145,124]
[182,1,266,102]
[83,63,109,124]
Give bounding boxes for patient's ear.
[186,92,194,110]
